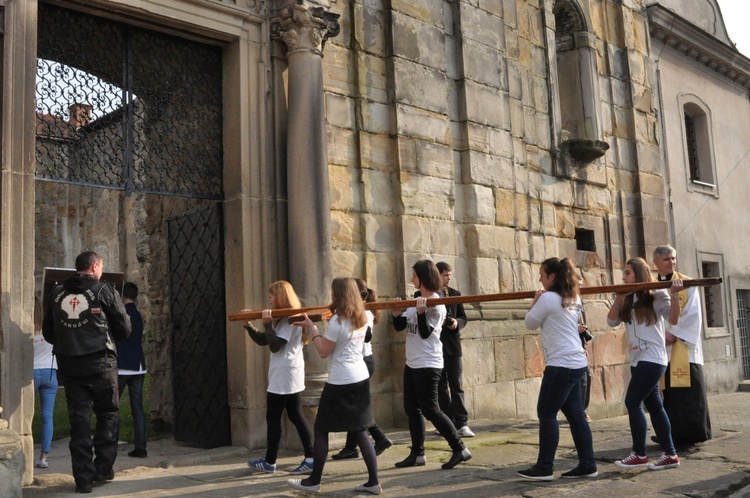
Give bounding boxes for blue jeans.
[34,368,58,454]
[625,362,675,456]
[536,366,595,471]
[118,374,147,450]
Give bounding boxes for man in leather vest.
[43,251,131,493]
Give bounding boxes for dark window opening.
[701,261,723,327]
[575,228,595,252]
[685,113,700,182]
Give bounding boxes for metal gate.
[36,2,223,199]
[168,203,230,447]
[737,290,750,380]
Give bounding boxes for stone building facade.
[0,0,744,487]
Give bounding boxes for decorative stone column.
[271,3,339,405]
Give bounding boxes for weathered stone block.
[325,92,354,130]
[354,3,389,58]
[329,164,359,211]
[332,249,361,278]
[392,11,447,71]
[515,192,529,230]
[460,2,505,49]
[401,215,431,254]
[473,381,517,420]
[463,338,497,385]
[461,150,514,189]
[495,187,515,227]
[466,224,516,258]
[364,214,398,253]
[460,184,495,224]
[515,377,542,419]
[360,100,391,134]
[356,53,389,103]
[362,169,399,215]
[523,333,544,378]
[400,172,453,219]
[323,43,352,96]
[0,429,23,498]
[488,127,514,158]
[591,329,628,367]
[499,255,514,291]
[462,39,504,88]
[463,80,510,130]
[555,208,575,239]
[365,251,400,300]
[393,57,450,114]
[396,104,452,145]
[415,140,454,179]
[495,336,525,381]
[470,257,500,295]
[429,218,458,253]
[603,363,630,417]
[331,210,361,248]
[391,0,444,28]
[510,98,524,138]
[359,131,394,172]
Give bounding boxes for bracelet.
[312,335,322,341]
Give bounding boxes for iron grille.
[36,3,223,199]
[738,290,750,380]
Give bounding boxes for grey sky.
[716,0,750,57]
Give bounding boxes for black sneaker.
[75,482,93,493]
[517,465,554,481]
[331,447,359,460]
[561,465,598,478]
[95,470,115,482]
[128,448,148,458]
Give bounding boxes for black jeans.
[62,367,119,485]
[438,356,468,428]
[266,392,314,463]
[403,365,463,453]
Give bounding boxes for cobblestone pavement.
[25,391,750,497]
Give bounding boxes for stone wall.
[317,0,675,425]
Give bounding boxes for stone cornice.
[647,4,750,90]
[270,3,339,56]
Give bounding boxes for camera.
[580,327,593,343]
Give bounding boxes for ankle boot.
[395,448,426,468]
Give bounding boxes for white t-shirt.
[324,315,369,385]
[524,292,588,369]
[404,294,446,369]
[362,310,374,358]
[33,334,57,370]
[267,321,305,395]
[607,289,671,367]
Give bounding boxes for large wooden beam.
[228,277,722,322]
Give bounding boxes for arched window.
[683,103,714,186]
[679,95,717,195]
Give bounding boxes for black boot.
[331,447,359,460]
[374,437,393,456]
[442,447,472,469]
[395,448,426,467]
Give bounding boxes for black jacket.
[116,302,146,371]
[43,274,131,375]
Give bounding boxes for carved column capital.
[270,4,340,56]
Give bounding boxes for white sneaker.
[36,458,48,469]
[457,426,475,437]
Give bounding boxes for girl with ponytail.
[517,258,597,481]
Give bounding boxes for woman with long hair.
[608,257,684,471]
[517,257,597,480]
[331,279,392,460]
[244,281,314,475]
[392,260,471,470]
[289,277,380,495]
[33,295,58,469]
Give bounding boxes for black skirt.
[315,378,374,433]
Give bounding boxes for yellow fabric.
[669,339,691,387]
[664,271,691,388]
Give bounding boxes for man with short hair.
[117,282,148,458]
[652,245,712,446]
[43,251,131,493]
[435,262,473,437]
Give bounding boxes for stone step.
[738,380,750,392]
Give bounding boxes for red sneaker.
[614,452,649,468]
[647,453,680,470]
